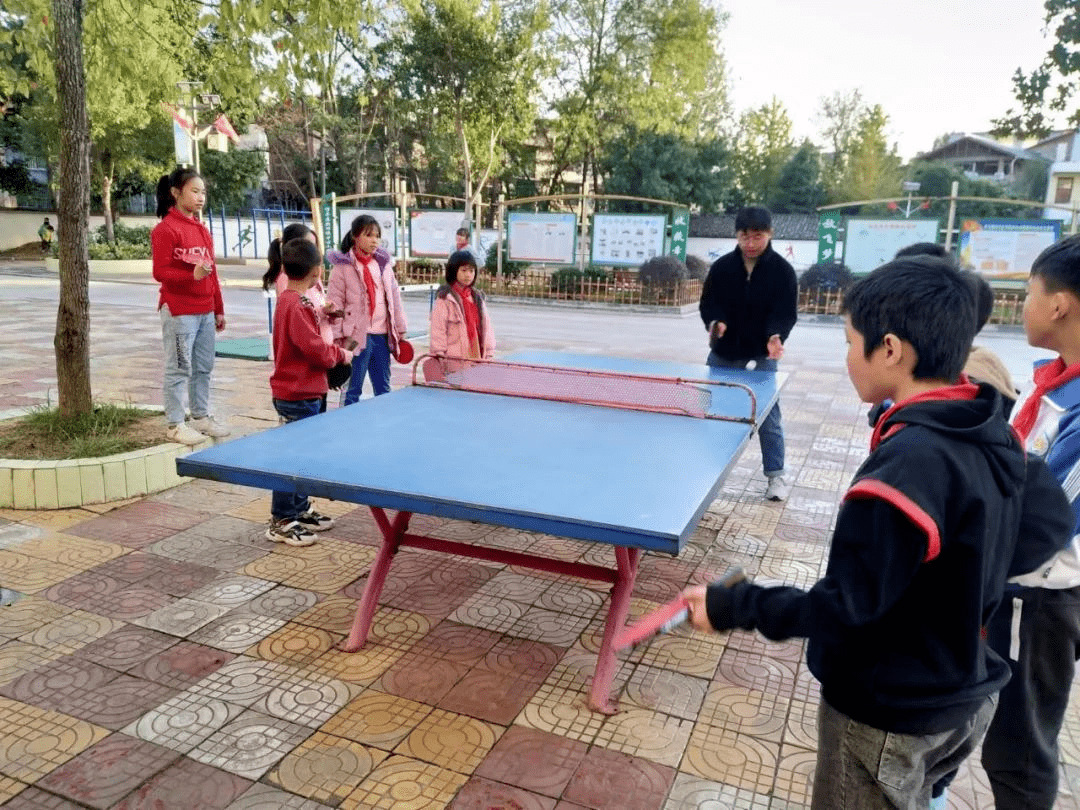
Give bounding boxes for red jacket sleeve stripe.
[844,478,942,562]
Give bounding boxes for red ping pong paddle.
[393,339,414,364]
[613,566,746,651]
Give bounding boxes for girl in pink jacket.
[430,249,496,364]
[326,215,408,405]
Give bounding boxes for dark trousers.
[982,584,1080,810]
[270,397,322,521]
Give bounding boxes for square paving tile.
[246,585,322,621]
[592,708,694,767]
[0,595,73,638]
[0,641,63,688]
[340,754,468,810]
[394,708,502,774]
[13,533,126,569]
[146,534,269,570]
[226,783,337,809]
[189,610,288,652]
[128,640,235,690]
[0,695,109,782]
[36,733,181,809]
[682,722,780,795]
[188,708,313,780]
[661,772,772,810]
[474,725,588,799]
[376,650,469,704]
[0,655,120,712]
[133,597,230,636]
[111,754,252,809]
[136,559,222,597]
[562,746,675,810]
[125,689,244,754]
[55,673,179,730]
[252,670,355,728]
[68,502,212,549]
[71,625,178,670]
[449,776,557,810]
[321,691,433,750]
[0,774,27,804]
[621,665,708,721]
[248,623,338,668]
[88,551,178,583]
[187,574,277,607]
[185,657,297,707]
[265,730,386,805]
[1,786,87,809]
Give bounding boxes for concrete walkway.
[0,268,1075,809]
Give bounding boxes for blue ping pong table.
[176,351,782,712]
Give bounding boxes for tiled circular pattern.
[2,558,80,594]
[42,571,123,608]
[538,580,605,614]
[251,624,336,667]
[244,554,314,583]
[591,707,693,767]
[366,607,433,651]
[128,641,234,689]
[58,675,177,730]
[190,612,288,652]
[562,746,675,810]
[409,622,500,666]
[438,668,540,725]
[0,774,26,804]
[785,696,818,751]
[188,657,294,705]
[682,723,779,795]
[664,772,773,810]
[188,710,312,780]
[379,653,468,704]
[247,586,321,620]
[775,744,816,806]
[622,665,708,720]
[307,644,403,685]
[134,598,229,637]
[128,692,240,753]
[20,611,122,654]
[111,755,252,810]
[0,696,110,782]
[294,595,363,634]
[475,571,548,604]
[258,675,353,727]
[510,608,590,646]
[137,560,220,597]
[267,730,380,804]
[340,755,468,810]
[37,733,180,808]
[484,636,563,677]
[322,691,432,749]
[448,593,524,633]
[0,642,62,688]
[0,596,73,637]
[228,783,335,809]
[449,776,555,810]
[186,574,277,607]
[431,520,495,542]
[0,786,86,809]
[396,708,500,773]
[18,534,125,568]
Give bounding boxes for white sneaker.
[190,415,231,438]
[265,519,318,547]
[166,422,206,446]
[765,475,791,502]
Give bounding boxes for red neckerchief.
[1012,358,1080,441]
[352,248,377,317]
[869,382,979,450]
[454,282,480,345]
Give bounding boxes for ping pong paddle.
[393,339,414,364]
[613,566,746,651]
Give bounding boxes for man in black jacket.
[699,206,798,500]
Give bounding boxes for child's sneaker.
[765,474,792,502]
[190,415,231,438]
[294,509,335,531]
[166,422,206,446]
[265,519,318,547]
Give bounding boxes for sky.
[721,0,1056,161]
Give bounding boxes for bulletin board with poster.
[409,210,470,258]
[958,218,1061,281]
[842,218,941,275]
[591,213,666,267]
[337,208,398,256]
[507,212,578,265]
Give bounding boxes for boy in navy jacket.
[685,255,1071,809]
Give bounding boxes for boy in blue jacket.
[685,255,1071,810]
[981,233,1080,810]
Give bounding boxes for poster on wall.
[409,210,470,258]
[591,213,665,267]
[507,212,577,265]
[842,218,940,274]
[337,208,398,256]
[958,218,1061,280]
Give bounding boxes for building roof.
[690,213,820,240]
[916,132,1046,163]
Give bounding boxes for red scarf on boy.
[1012,358,1080,441]
[453,282,481,353]
[352,248,377,317]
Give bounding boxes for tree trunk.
[53,0,93,418]
[102,164,114,244]
[455,110,472,227]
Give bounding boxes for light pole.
[888,180,929,219]
[176,81,222,173]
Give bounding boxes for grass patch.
[0,403,165,460]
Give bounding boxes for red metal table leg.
[340,507,411,652]
[588,546,641,714]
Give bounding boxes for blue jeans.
[812,696,996,810]
[706,353,784,476]
[270,397,322,520]
[161,306,216,425]
[343,333,391,405]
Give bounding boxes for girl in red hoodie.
[152,167,229,446]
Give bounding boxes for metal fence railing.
[798,287,1027,325]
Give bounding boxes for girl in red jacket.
[152,167,229,446]
[430,249,496,365]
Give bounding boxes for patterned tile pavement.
[0,274,1077,808]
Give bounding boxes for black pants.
[981,585,1080,810]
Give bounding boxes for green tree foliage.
[771,140,825,214]
[600,128,733,213]
[200,148,267,212]
[993,0,1080,135]
[907,161,1043,219]
[824,102,905,207]
[732,98,793,208]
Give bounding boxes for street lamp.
[889,181,930,218]
[176,82,223,172]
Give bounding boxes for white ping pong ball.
[745,360,757,371]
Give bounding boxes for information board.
[409,210,469,258]
[843,218,941,274]
[591,213,665,267]
[958,218,1061,280]
[507,212,578,265]
[337,208,398,256]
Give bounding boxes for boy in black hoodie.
[684,255,1071,810]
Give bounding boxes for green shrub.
[685,254,709,281]
[584,265,611,281]
[549,268,583,293]
[484,243,526,278]
[638,255,688,288]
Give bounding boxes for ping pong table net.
[414,355,757,423]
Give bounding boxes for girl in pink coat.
[326,215,408,405]
[430,249,496,366]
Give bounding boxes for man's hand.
[215,314,226,332]
[710,321,727,339]
[767,334,783,360]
